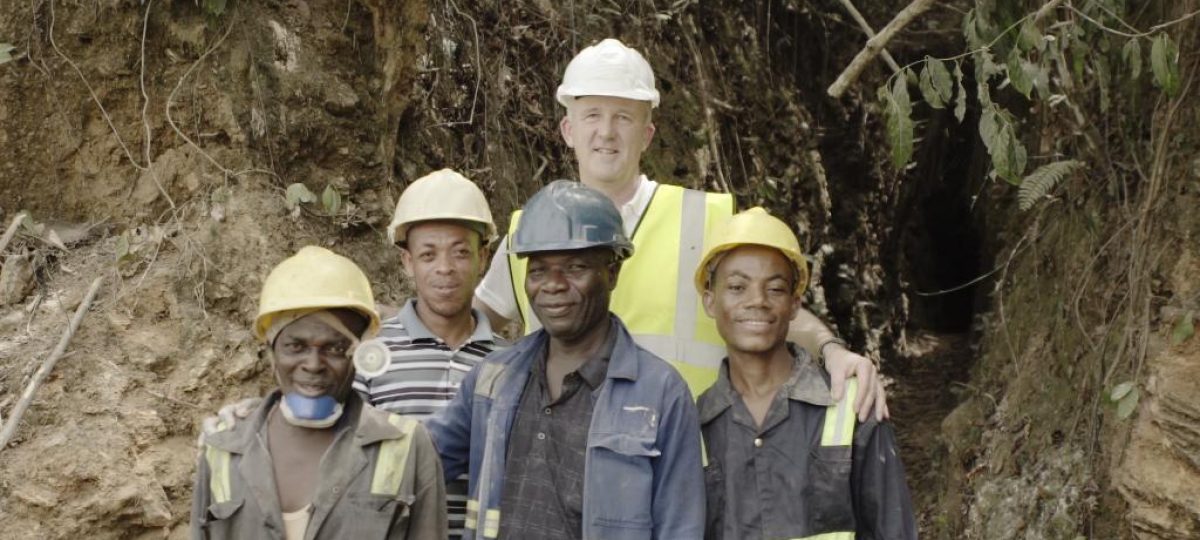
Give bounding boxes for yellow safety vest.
[508,183,734,396]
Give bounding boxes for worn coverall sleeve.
[851,421,918,539]
[189,452,212,540]
[651,374,706,539]
[401,424,449,540]
[423,363,477,482]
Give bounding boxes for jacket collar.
[203,390,406,453]
[698,344,833,424]
[506,314,640,382]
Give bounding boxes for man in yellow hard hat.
[359,168,506,539]
[190,246,447,539]
[203,169,503,539]
[473,38,889,420]
[694,209,915,539]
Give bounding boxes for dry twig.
[0,277,104,449]
[827,0,936,98]
[836,0,903,75]
[0,212,28,256]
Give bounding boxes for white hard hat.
[387,168,497,244]
[556,38,660,108]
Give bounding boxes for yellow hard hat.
[694,207,809,297]
[254,246,381,342]
[387,168,497,245]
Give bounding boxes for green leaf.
[285,183,317,210]
[1017,20,1041,52]
[1110,381,1134,402]
[883,76,914,169]
[953,62,967,122]
[1019,160,1083,210]
[0,43,15,65]
[1123,39,1142,80]
[1007,52,1033,98]
[115,231,131,262]
[1151,33,1180,97]
[1116,387,1139,419]
[979,106,1027,184]
[1173,311,1195,345]
[321,185,342,216]
[919,64,944,109]
[202,0,227,16]
[974,50,999,108]
[964,10,984,50]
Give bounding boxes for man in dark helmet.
[427,180,704,540]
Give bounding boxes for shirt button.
[537,432,546,441]
[753,437,763,448]
[544,408,552,415]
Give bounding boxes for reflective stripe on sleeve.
[370,415,417,496]
[205,445,232,504]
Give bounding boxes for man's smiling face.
[560,95,656,190]
[703,245,802,355]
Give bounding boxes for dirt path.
[886,331,973,533]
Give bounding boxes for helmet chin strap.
[271,310,363,429]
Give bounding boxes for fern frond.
[1018,160,1083,211]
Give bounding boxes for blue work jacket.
[425,315,705,540]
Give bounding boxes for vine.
[878,0,1191,209]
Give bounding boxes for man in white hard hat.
[473,38,889,420]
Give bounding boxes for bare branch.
[837,0,903,75]
[0,277,104,449]
[827,0,936,98]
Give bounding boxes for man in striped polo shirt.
[354,168,506,539]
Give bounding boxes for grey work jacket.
[190,391,447,539]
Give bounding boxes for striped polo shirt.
[353,299,504,540]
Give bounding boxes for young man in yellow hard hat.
[191,246,446,539]
[473,38,889,421]
[695,209,915,539]
[427,180,704,540]
[361,168,505,539]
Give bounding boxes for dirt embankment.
[0,1,913,537]
[2,0,1197,538]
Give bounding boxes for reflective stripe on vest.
[465,499,501,538]
[508,184,733,396]
[370,414,419,496]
